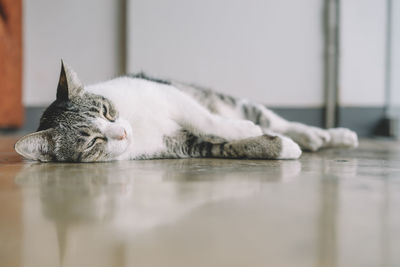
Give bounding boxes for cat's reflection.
[15,159,302,264]
[15,159,303,224]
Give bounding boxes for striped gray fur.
[163,130,282,159]
[238,101,271,128]
[128,72,172,86]
[25,63,121,162]
[34,91,120,162]
[171,81,237,113]
[170,80,270,128]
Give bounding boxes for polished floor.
[0,137,399,267]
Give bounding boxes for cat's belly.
[86,80,182,159]
[121,118,181,160]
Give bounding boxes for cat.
[15,61,358,162]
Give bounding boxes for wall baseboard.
[272,106,388,137]
[0,106,389,137]
[337,107,385,136]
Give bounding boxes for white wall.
[23,0,124,106]
[390,0,400,107]
[339,0,387,107]
[127,0,324,107]
[24,1,390,109]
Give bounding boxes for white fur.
[326,128,359,148]
[277,135,302,159]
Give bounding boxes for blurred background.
[0,0,399,136]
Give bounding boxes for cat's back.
[86,76,171,100]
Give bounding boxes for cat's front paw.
[326,128,358,148]
[277,136,302,159]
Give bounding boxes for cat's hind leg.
[235,100,358,151]
[324,128,359,148]
[272,122,358,151]
[163,130,301,159]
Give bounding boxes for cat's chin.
[104,138,131,161]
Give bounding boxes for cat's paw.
[277,136,302,159]
[285,123,331,151]
[326,128,358,148]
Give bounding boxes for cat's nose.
[105,126,127,140]
[116,129,127,140]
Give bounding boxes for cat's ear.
[56,60,84,101]
[15,129,54,162]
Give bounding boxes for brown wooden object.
[0,0,23,128]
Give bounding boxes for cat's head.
[15,61,132,162]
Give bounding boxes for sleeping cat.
[15,61,358,162]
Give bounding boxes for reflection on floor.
[0,137,399,267]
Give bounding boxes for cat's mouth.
[107,121,133,159]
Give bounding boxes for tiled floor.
[0,137,399,267]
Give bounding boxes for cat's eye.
[86,136,106,149]
[102,105,115,122]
